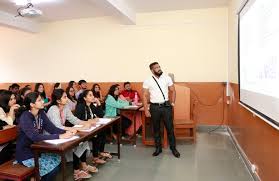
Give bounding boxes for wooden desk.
[0,126,17,144]
[140,107,168,148]
[119,105,143,146]
[31,117,121,181]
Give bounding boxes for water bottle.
[134,92,139,105]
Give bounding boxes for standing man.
[143,62,180,158]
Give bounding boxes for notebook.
[44,136,79,145]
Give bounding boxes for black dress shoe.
[152,147,162,156]
[171,148,180,158]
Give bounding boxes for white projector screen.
[239,0,279,128]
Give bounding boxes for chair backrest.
[0,126,17,144]
[173,84,191,122]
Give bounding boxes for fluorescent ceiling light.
[13,0,60,6]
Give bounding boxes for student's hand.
[59,131,74,139]
[93,98,101,106]
[126,97,132,102]
[3,125,15,130]
[145,110,151,117]
[88,118,98,126]
[10,104,20,111]
[80,122,91,129]
[68,127,77,134]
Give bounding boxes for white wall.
[0,8,228,83]
[228,0,247,84]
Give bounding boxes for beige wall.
[0,8,228,83]
[228,0,246,84]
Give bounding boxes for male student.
[120,82,140,102]
[75,80,87,100]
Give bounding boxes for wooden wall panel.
[228,83,279,181]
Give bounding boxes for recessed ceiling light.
[13,0,60,6]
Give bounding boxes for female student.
[35,83,51,108]
[18,87,32,106]
[47,89,98,180]
[91,84,104,103]
[75,90,112,164]
[105,85,132,138]
[66,86,77,112]
[15,92,73,181]
[53,83,61,90]
[0,90,20,125]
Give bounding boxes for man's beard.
[154,71,163,76]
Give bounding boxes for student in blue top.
[15,92,74,181]
[105,84,132,139]
[34,83,51,109]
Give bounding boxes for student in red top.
[120,82,140,102]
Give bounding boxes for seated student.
[66,86,78,112]
[15,92,73,181]
[105,85,132,138]
[0,90,19,164]
[47,89,97,179]
[120,82,143,136]
[9,83,20,103]
[75,90,112,164]
[35,83,51,108]
[24,84,32,89]
[91,84,104,103]
[115,84,128,101]
[18,87,32,106]
[75,80,87,100]
[68,81,76,89]
[53,83,61,90]
[0,90,20,125]
[120,82,140,102]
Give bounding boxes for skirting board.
[227,127,261,181]
[197,125,227,132]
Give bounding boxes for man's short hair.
[78,80,87,85]
[149,62,159,70]
[124,82,130,87]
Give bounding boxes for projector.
[18,7,42,17]
[16,3,43,18]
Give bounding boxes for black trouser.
[113,116,131,136]
[92,131,106,157]
[150,103,176,149]
[73,151,87,170]
[0,143,15,165]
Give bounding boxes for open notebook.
[44,136,79,145]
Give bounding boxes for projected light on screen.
[239,0,279,128]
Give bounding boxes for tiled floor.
[59,131,253,181]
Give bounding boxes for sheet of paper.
[44,136,79,145]
[74,125,100,132]
[97,118,112,125]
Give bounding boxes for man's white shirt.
[143,74,173,103]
